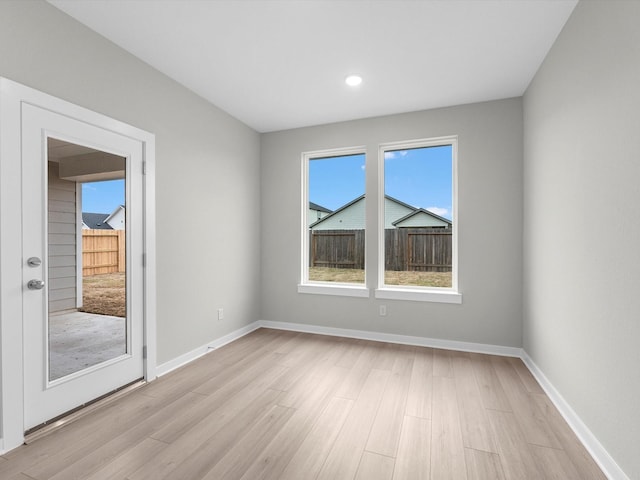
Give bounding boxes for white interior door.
[21,102,145,431]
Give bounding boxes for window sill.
[298,283,370,298]
[375,287,462,304]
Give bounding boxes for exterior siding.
[311,197,366,230]
[395,211,450,228]
[384,198,414,228]
[48,162,77,313]
[308,207,329,226]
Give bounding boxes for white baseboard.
[257,320,522,357]
[155,321,260,377]
[521,351,628,480]
[156,320,520,379]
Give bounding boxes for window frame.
[375,136,462,304]
[298,146,369,298]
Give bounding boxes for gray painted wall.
[261,98,523,347]
[0,1,261,366]
[523,1,640,478]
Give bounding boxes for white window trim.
[299,146,369,297]
[297,283,370,298]
[376,136,461,304]
[375,287,462,304]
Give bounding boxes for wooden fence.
[310,228,452,272]
[82,229,125,276]
[384,228,452,272]
[309,230,365,269]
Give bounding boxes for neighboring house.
[393,208,452,228]
[310,195,366,230]
[310,195,451,230]
[81,205,125,230]
[383,196,419,229]
[82,212,113,230]
[308,202,332,225]
[104,205,125,230]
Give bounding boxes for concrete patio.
[49,310,126,380]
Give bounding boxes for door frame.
[0,77,157,452]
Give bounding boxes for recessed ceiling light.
[345,74,363,87]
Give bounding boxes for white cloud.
[384,150,408,160]
[427,206,449,217]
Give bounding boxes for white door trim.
[0,77,157,453]
[76,185,83,308]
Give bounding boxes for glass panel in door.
[47,138,128,382]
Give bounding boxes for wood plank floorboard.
[42,391,206,480]
[469,353,512,412]
[278,396,353,480]
[365,354,413,457]
[238,366,348,480]
[130,388,282,480]
[464,448,506,480]
[0,328,606,480]
[430,375,468,480]
[487,409,544,480]
[452,354,498,454]
[393,415,431,480]
[433,347,455,378]
[530,444,584,480]
[316,369,390,480]
[531,394,606,480]
[84,438,167,480]
[405,346,434,419]
[354,451,394,480]
[491,355,563,450]
[198,405,295,480]
[334,342,381,400]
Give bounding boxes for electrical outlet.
[379,305,387,316]
[217,308,224,321]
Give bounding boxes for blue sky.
[85,146,452,217]
[309,154,366,211]
[82,179,125,214]
[309,145,453,219]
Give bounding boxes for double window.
[300,136,460,303]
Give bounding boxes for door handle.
[27,279,45,290]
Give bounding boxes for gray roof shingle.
[82,212,113,230]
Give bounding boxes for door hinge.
[143,345,147,359]
[142,161,147,175]
[142,252,146,267]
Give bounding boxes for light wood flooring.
[1,328,606,479]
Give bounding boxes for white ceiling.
[48,0,577,133]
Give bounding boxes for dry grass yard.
[80,272,126,318]
[385,270,452,288]
[309,267,452,287]
[309,267,365,283]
